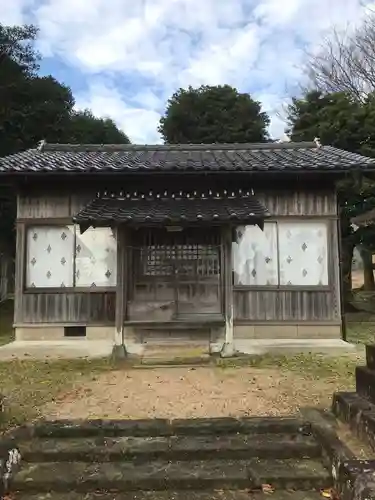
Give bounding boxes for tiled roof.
[73,194,269,226]
[1,142,375,174]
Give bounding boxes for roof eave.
[1,166,375,177]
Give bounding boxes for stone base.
[234,339,354,356]
[234,324,342,340]
[15,325,115,342]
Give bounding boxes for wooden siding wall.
[15,187,340,325]
[15,191,116,325]
[234,190,340,322]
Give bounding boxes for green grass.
[346,320,375,345]
[0,299,14,345]
[0,358,114,430]
[0,300,372,430]
[217,352,360,381]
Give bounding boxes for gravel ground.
[44,366,352,420]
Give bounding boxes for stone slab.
[234,339,356,356]
[13,459,331,492]
[356,366,375,403]
[13,460,252,492]
[20,433,321,462]
[366,345,375,370]
[24,417,307,439]
[13,491,326,500]
[338,459,375,500]
[332,392,375,452]
[248,458,331,490]
[13,491,325,500]
[0,340,114,360]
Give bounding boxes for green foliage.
[65,110,130,144]
[287,91,365,152]
[0,23,130,259]
[286,91,375,243]
[0,24,40,75]
[286,89,375,294]
[0,23,130,156]
[159,84,270,144]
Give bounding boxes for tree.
[159,85,270,144]
[0,23,130,273]
[1,75,76,156]
[286,90,375,299]
[304,11,375,101]
[0,24,75,156]
[0,24,40,75]
[65,110,130,144]
[300,9,375,298]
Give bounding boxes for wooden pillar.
[14,222,25,326]
[221,225,234,357]
[114,226,128,350]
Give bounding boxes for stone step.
[13,458,331,492]
[366,344,375,369]
[141,344,211,366]
[26,417,309,439]
[140,356,211,366]
[20,433,321,462]
[355,366,375,402]
[13,490,326,500]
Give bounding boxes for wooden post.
[14,222,25,327]
[114,226,127,354]
[221,225,234,357]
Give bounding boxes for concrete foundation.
[10,322,347,360]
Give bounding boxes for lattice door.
[131,228,222,320]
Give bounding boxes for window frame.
[232,218,332,291]
[23,221,118,293]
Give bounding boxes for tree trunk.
[341,237,355,309]
[360,246,375,290]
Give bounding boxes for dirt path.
[45,366,354,420]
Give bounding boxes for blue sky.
[1,0,373,143]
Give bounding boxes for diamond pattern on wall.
[26,226,74,288]
[233,223,278,286]
[75,227,117,287]
[278,222,328,286]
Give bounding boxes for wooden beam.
[221,225,234,357]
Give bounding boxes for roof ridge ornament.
[37,139,46,152]
[314,137,322,148]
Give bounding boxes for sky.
[1,0,374,144]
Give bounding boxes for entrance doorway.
[127,227,223,322]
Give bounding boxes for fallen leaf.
[330,488,340,500]
[320,488,340,499]
[262,483,275,494]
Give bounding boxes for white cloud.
[0,0,36,26]
[5,0,375,142]
[74,81,162,143]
